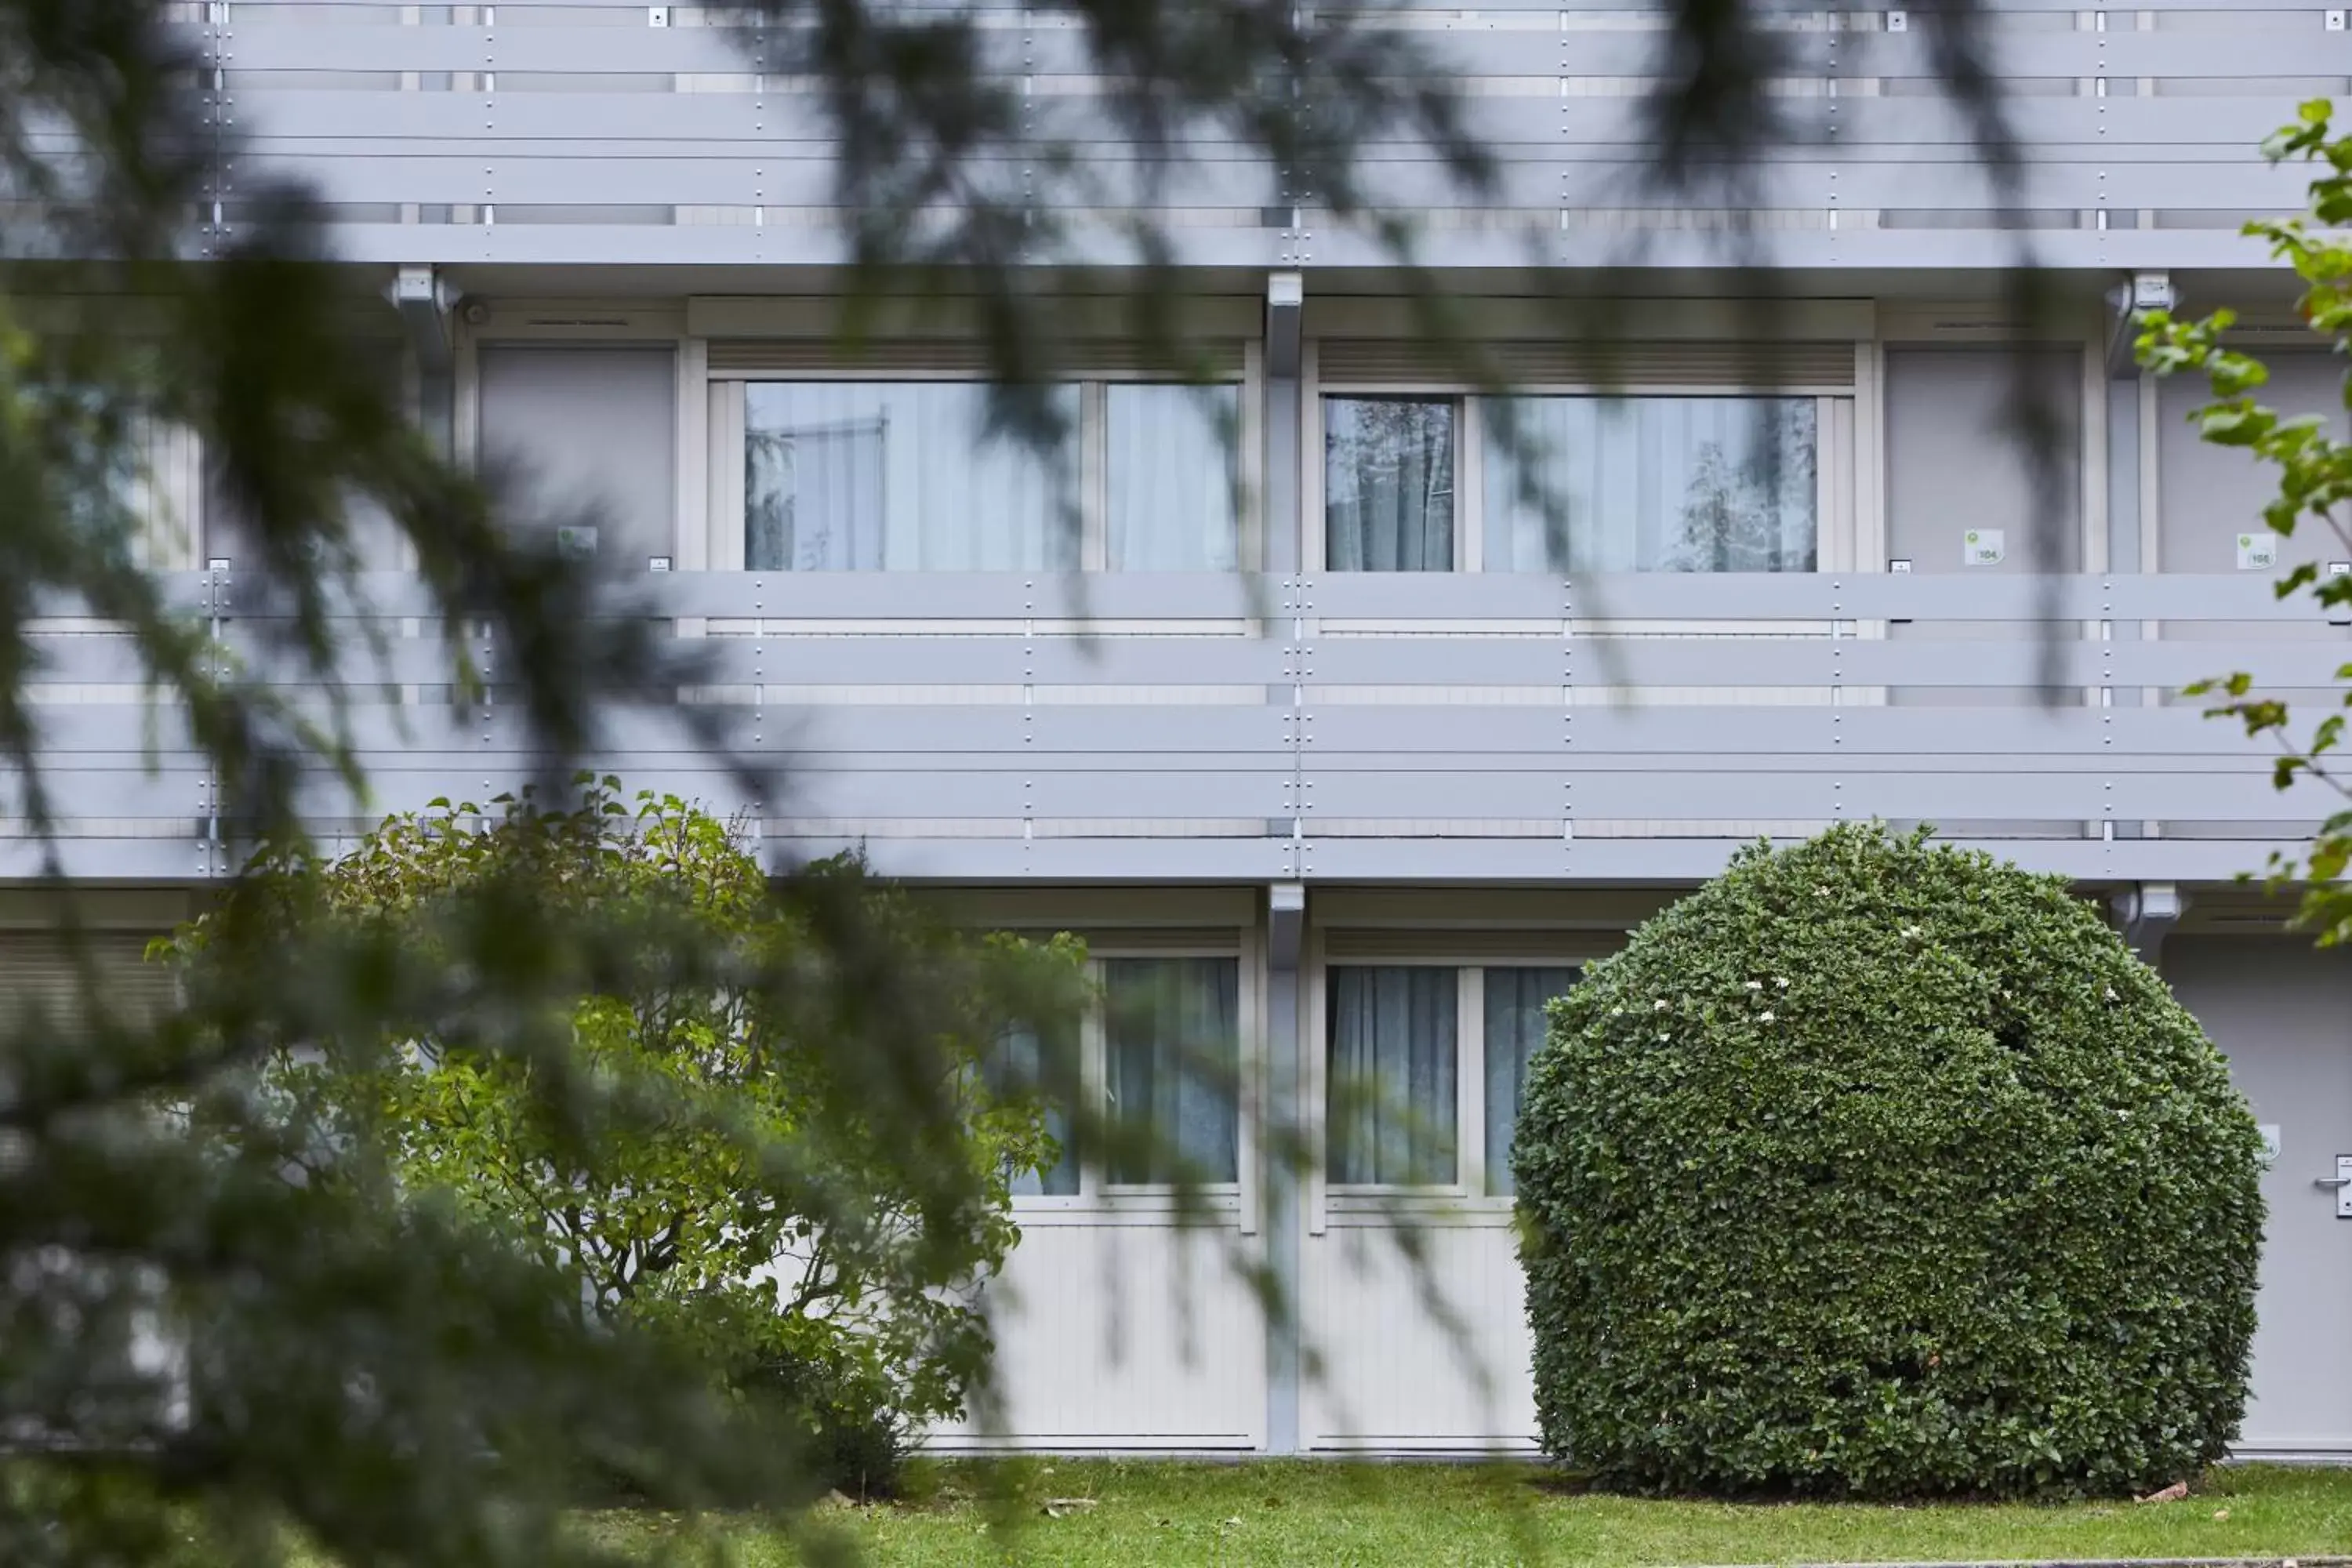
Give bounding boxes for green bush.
[1514,824,2267,1499]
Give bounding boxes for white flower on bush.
[1744,980,1764,992]
[1653,999,1669,1011]
[1758,1011,1776,1023]
[1901,925,1922,939]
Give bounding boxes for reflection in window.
[1108,384,1241,571]
[1327,966,1457,1186]
[1104,958,1240,1185]
[985,1021,1082,1197]
[1324,397,1455,572]
[1487,397,1817,573]
[744,382,1076,571]
[1481,967,1580,1197]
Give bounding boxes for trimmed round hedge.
[1513,824,2265,1499]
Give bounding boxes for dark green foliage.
[1515,824,2267,1500]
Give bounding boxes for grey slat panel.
[1303,573,2328,621]
[223,23,764,73]
[797,837,1292,884]
[11,769,212,818]
[224,89,2318,158]
[1295,706,2266,757]
[1344,155,2290,213]
[1301,637,2346,688]
[652,572,1269,619]
[1849,30,2352,78]
[1301,767,2307,822]
[601,703,1287,755]
[6,830,2310,891]
[217,17,2340,82]
[237,89,775,141]
[27,702,486,755]
[256,148,1292,211]
[690,636,1286,685]
[289,220,2281,271]
[1288,833,2323,887]
[220,91,2295,159]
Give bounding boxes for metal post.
[1261,272,1306,1454]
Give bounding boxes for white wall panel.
[927,1222,1266,1450]
[1302,1221,1536,1450]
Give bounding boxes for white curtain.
[1108,384,1241,571]
[1327,966,1457,1186]
[1487,397,1817,573]
[743,382,1077,571]
[1481,967,1580,1197]
[987,1021,1082,1196]
[1324,397,1455,572]
[1104,958,1240,1185]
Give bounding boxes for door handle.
[2317,1177,2352,1189]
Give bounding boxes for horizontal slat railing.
[9,570,2349,883]
[183,1,2330,268]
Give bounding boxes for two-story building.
[9,0,2352,1458]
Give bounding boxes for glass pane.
[1481,966,1581,1197]
[1108,384,1241,571]
[743,382,1077,571]
[1486,397,1817,573]
[1324,397,1455,572]
[985,1021,1081,1196]
[1327,967,1458,1186]
[1103,957,1240,1185]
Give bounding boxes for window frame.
[1302,339,1856,579]
[704,357,1262,576]
[1001,937,1260,1229]
[1305,934,1604,1231]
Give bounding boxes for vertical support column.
[1261,270,1306,1455]
[1265,882,1305,1454]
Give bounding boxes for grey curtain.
[743,382,1076,571]
[986,1021,1082,1196]
[1487,397,1817,574]
[1324,397,1455,572]
[1105,957,1240,1185]
[1107,383,1241,570]
[1481,967,1581,1196]
[1327,966,1457,1186]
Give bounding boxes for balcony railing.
[16,568,2347,884]
[168,0,2316,270]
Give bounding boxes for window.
[743,381,1079,571]
[1486,396,1817,573]
[735,377,1250,572]
[1480,967,1580,1197]
[1320,960,1582,1197]
[1327,966,1457,1185]
[985,1021,1081,1197]
[1107,384,1240,571]
[1104,956,1240,1185]
[988,951,1245,1202]
[1323,397,1456,572]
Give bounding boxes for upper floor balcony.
[165,0,2348,278]
[20,563,2349,887]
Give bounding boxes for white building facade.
[10,0,2352,1459]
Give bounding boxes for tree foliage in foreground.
[161,782,1084,1497]
[2137,100,2352,946]
[1516,825,2265,1499]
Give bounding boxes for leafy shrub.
[1514,824,2266,1498]
[166,779,1087,1504]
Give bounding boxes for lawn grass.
[585,1460,2352,1566]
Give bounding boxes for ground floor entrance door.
[2166,936,2352,1458]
